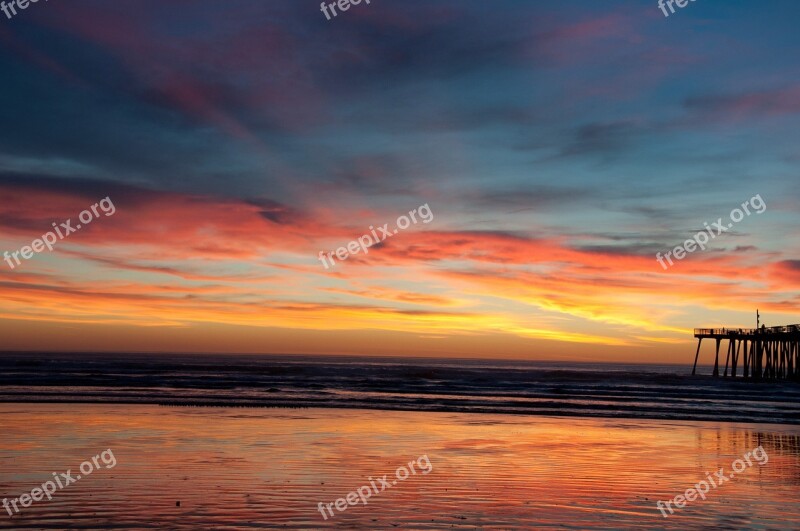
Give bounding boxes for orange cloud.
[1,182,798,359]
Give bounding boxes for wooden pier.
[692,324,800,380]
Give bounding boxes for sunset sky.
[1,0,799,362]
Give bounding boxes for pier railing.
[694,325,800,336]
[694,328,757,336]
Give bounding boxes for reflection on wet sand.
[1,404,799,529]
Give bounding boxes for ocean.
[0,353,798,424]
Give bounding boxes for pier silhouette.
[692,324,800,380]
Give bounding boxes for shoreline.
[1,396,799,426]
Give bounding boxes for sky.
[1,0,799,363]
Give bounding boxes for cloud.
[461,186,592,212]
[684,85,800,122]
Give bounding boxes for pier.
[692,324,800,380]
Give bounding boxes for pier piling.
[693,324,800,381]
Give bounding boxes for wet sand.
[1,404,799,529]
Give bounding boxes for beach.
[1,403,799,529]
[3,355,799,528]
